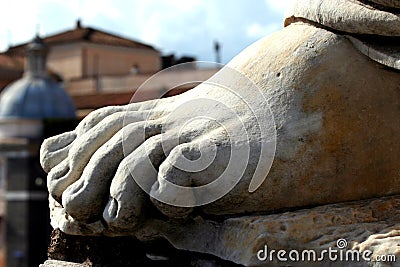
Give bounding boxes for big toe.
[40,131,76,173]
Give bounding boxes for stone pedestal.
[41,195,400,267]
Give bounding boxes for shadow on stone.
[47,229,243,267]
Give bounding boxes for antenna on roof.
[76,19,82,29]
[214,40,221,64]
[36,24,40,37]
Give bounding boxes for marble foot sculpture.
[40,0,400,266]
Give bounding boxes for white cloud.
[0,0,43,50]
[265,0,294,13]
[66,0,122,20]
[246,22,281,38]
[0,0,124,51]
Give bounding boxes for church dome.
[0,76,76,119]
[0,36,76,120]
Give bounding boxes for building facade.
[3,21,161,82]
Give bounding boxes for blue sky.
[0,0,293,63]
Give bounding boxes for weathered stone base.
[43,195,400,266]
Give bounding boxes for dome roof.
[0,35,75,120]
[0,76,76,119]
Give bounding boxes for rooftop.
[5,21,158,56]
[0,54,23,71]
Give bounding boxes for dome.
[0,36,76,120]
[0,76,76,119]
